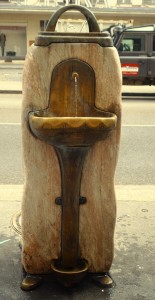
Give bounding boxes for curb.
[0,90,22,94]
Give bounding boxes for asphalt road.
[0,94,155,185]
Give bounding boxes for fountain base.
[21,274,43,291]
[51,259,88,287]
[91,272,115,288]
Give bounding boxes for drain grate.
[11,211,22,235]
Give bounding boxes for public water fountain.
[21,5,122,290]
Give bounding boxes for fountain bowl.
[51,259,89,287]
[28,112,117,147]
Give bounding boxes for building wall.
[0,13,50,57]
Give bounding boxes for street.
[116,99,155,185]
[0,90,155,300]
[0,94,155,185]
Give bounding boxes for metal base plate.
[91,272,115,288]
[21,275,43,291]
[11,211,21,235]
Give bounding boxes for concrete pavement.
[0,184,155,299]
[0,60,155,299]
[0,60,23,93]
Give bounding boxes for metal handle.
[45,5,100,33]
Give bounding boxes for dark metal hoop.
[45,5,100,33]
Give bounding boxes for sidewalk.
[0,62,155,299]
[0,184,155,299]
[0,61,23,93]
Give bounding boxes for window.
[118,34,145,52]
[117,0,132,4]
[40,20,48,31]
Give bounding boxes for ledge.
[1,4,155,16]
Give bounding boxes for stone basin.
[28,112,117,147]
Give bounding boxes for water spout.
[72,71,79,116]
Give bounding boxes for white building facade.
[1,0,155,59]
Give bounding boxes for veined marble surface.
[21,43,122,274]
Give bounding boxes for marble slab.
[21,43,122,274]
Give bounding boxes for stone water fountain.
[21,5,122,290]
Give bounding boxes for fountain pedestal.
[54,146,88,270]
[21,4,122,290]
